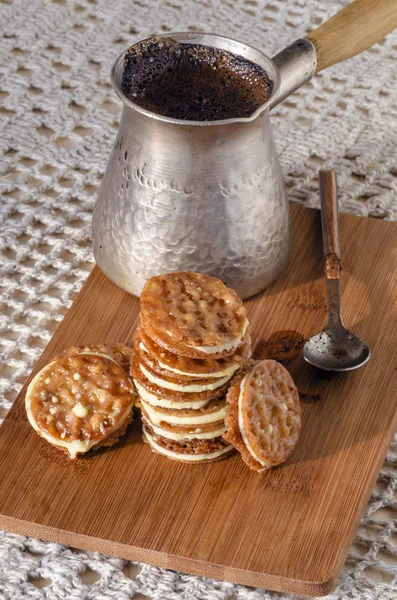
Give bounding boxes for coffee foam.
[122,36,273,121]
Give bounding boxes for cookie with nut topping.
[135,326,251,381]
[223,360,301,472]
[140,272,248,359]
[56,342,132,374]
[25,351,135,459]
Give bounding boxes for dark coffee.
[121,37,273,121]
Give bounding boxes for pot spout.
[270,39,317,110]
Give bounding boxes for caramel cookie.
[140,272,248,358]
[131,353,230,405]
[143,425,234,463]
[136,326,251,379]
[56,343,132,374]
[26,352,134,459]
[223,360,300,472]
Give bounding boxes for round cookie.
[140,272,248,358]
[141,413,225,441]
[137,355,232,393]
[136,326,251,379]
[222,361,261,471]
[26,352,134,459]
[135,334,196,382]
[56,343,132,374]
[223,360,301,472]
[131,353,230,405]
[138,396,227,427]
[143,425,234,463]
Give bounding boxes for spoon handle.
[320,170,340,280]
[319,170,343,329]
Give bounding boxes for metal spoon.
[303,170,371,372]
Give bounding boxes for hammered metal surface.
[92,103,290,299]
[92,33,292,299]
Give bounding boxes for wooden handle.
[307,0,397,72]
[320,170,341,279]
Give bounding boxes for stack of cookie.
[131,271,251,463]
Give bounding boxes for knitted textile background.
[0,0,396,598]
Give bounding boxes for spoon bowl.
[303,326,371,372]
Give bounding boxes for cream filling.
[139,363,231,392]
[139,343,239,379]
[148,422,226,441]
[25,354,132,459]
[186,319,248,354]
[134,380,209,409]
[237,373,267,468]
[143,427,232,461]
[141,398,227,426]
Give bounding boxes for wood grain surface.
[0,204,396,597]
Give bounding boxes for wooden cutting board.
[0,204,396,597]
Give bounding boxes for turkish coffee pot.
[93,0,396,298]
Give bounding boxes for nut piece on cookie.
[26,351,135,459]
[223,360,301,472]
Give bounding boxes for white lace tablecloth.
[1,0,397,598]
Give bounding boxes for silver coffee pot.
[93,1,396,298]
